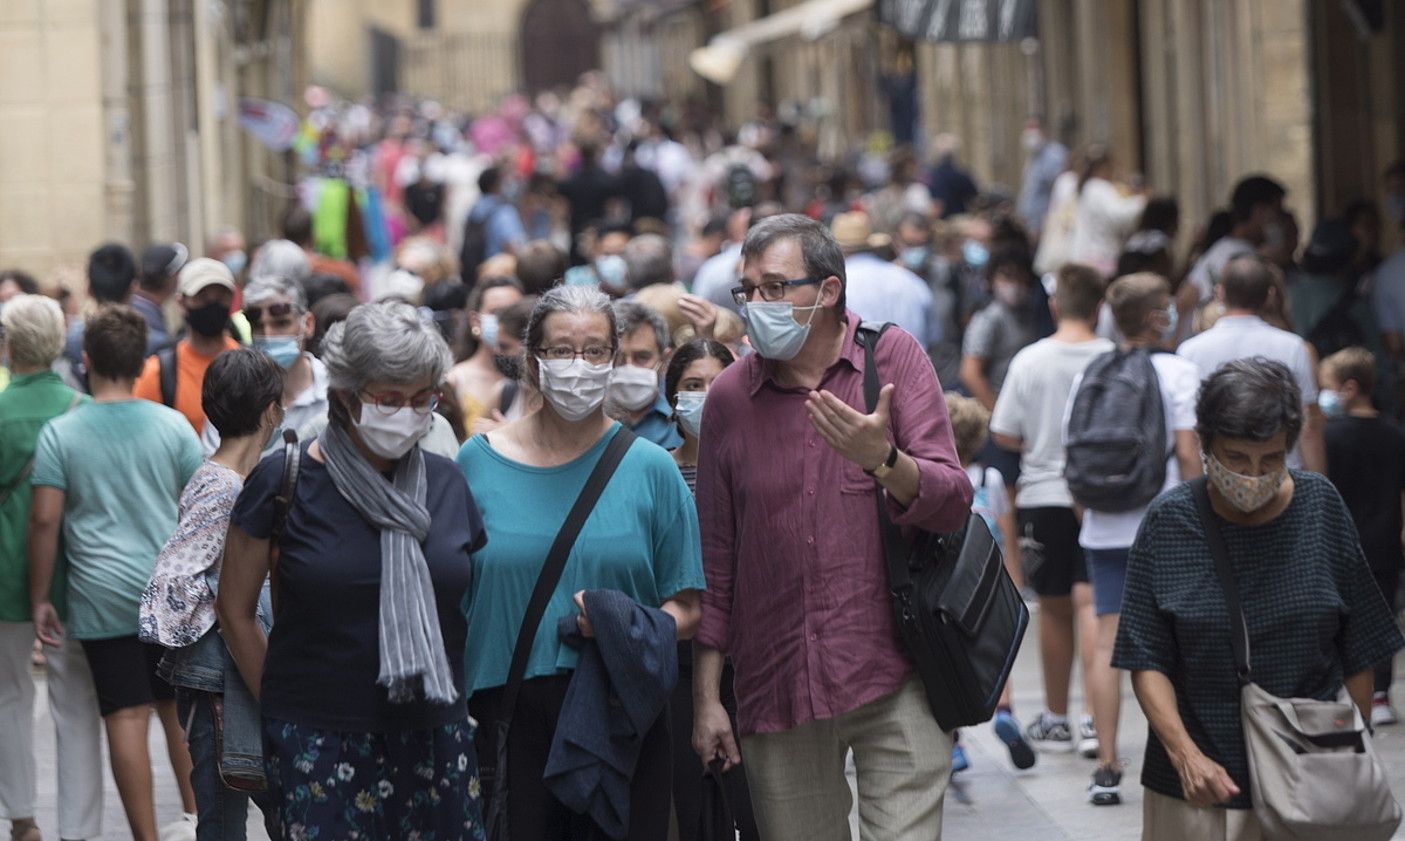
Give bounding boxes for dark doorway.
[370,26,401,96]
[520,0,599,93]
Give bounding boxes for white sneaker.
[1372,699,1399,727]
[1077,714,1099,758]
[159,812,197,841]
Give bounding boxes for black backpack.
[460,198,498,276]
[1064,347,1169,512]
[1306,286,1367,360]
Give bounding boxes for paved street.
[28,614,1405,840]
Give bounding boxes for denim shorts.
[1085,547,1131,616]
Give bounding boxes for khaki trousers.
[1143,789,1264,841]
[740,678,952,841]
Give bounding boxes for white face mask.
[743,297,823,361]
[478,313,500,348]
[674,391,706,438]
[538,358,612,422]
[608,365,659,412]
[354,404,433,460]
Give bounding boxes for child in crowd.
[1319,346,1405,726]
[946,395,1036,772]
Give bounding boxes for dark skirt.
[264,717,486,841]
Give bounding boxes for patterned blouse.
[139,461,244,648]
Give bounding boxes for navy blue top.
[231,444,486,732]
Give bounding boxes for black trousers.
[471,674,672,841]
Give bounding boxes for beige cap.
[177,257,236,298]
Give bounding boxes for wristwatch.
[865,444,900,479]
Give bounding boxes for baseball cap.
[177,257,237,298]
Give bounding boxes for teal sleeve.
[652,466,706,600]
[29,422,65,491]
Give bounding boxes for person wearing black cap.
[132,243,188,353]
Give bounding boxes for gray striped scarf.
[318,422,458,704]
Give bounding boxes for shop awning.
[689,0,874,84]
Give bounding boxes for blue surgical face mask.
[674,391,706,438]
[900,246,929,272]
[253,334,302,369]
[221,250,247,278]
[1317,389,1345,419]
[594,254,628,291]
[478,313,500,348]
[962,240,989,268]
[743,293,825,361]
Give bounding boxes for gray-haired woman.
[457,284,704,840]
[217,301,488,840]
[1114,358,1403,840]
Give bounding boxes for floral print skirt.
[264,717,486,841]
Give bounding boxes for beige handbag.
[1194,480,1401,841]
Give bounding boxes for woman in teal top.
[457,285,704,840]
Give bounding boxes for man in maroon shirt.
[692,214,972,839]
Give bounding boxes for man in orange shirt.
[133,258,241,434]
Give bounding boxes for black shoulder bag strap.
[854,322,910,593]
[0,392,82,509]
[485,426,637,837]
[158,345,178,408]
[268,430,301,616]
[1190,477,1252,684]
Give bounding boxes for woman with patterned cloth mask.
[1115,358,1403,840]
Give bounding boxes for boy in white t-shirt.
[1070,273,1203,807]
[990,264,1112,757]
[946,394,1035,773]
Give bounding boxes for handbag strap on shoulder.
[1190,477,1253,683]
[497,426,637,727]
[855,322,910,592]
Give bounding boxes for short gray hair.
[623,234,673,291]
[613,300,669,352]
[1196,357,1304,453]
[525,285,617,352]
[741,213,847,310]
[243,274,307,311]
[249,239,311,284]
[319,301,452,393]
[1,294,65,368]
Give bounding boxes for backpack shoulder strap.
[854,323,910,592]
[158,345,178,408]
[0,392,83,509]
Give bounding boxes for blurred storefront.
[0,0,306,277]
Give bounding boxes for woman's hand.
[572,590,594,638]
[1171,748,1240,807]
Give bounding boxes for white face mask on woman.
[354,404,433,460]
[674,391,706,438]
[538,358,612,421]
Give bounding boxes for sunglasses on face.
[243,302,299,327]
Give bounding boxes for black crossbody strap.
[1190,477,1252,683]
[268,429,301,616]
[498,426,637,724]
[855,323,910,592]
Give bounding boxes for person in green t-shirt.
[29,304,203,841]
[0,294,99,841]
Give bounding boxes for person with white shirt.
[832,211,934,348]
[1069,273,1203,808]
[1068,146,1147,278]
[1178,255,1326,472]
[990,263,1113,756]
[1184,175,1287,308]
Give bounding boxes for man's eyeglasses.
[244,302,300,327]
[358,387,442,415]
[730,277,821,307]
[533,346,616,365]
